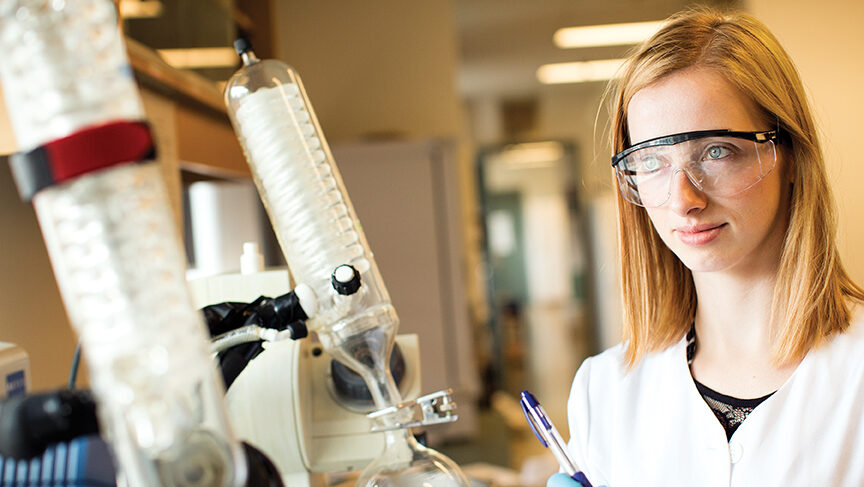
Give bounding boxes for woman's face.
[626,67,790,276]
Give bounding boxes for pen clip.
[520,390,547,447]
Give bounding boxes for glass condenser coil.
[225,41,401,409]
[224,39,472,487]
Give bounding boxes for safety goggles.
[611,129,780,208]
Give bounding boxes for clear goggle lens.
[613,134,777,208]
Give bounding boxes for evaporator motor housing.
[188,262,422,487]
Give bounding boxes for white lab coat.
[566,306,864,487]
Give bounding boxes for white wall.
[272,0,463,142]
[522,192,571,303]
[536,83,615,199]
[746,0,864,282]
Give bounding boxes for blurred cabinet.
[128,37,249,218]
[332,138,479,442]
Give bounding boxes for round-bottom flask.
[357,428,470,487]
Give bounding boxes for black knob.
[331,264,361,295]
[233,38,253,56]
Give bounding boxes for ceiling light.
[157,47,238,69]
[494,141,565,167]
[554,21,664,49]
[537,59,625,84]
[119,0,164,19]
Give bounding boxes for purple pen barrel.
[520,390,593,487]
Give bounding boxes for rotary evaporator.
[0,0,473,483]
[223,39,472,486]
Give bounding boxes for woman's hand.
[547,472,604,487]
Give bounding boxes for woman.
[549,7,864,487]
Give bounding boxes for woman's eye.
[639,157,661,171]
[705,145,732,160]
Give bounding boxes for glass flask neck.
[384,428,420,447]
[380,428,418,463]
[357,426,472,487]
[367,365,401,409]
[240,51,260,66]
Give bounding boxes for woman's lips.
[675,223,726,246]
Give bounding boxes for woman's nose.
[666,168,707,215]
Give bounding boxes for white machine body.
[188,262,422,486]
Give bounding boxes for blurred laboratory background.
[1,0,862,485]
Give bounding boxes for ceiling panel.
[455,0,741,97]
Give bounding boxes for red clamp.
[8,120,156,201]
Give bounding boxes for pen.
[520,390,593,487]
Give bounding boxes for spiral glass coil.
[0,1,245,485]
[225,46,470,487]
[226,53,401,409]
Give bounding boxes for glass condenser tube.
[0,1,245,486]
[225,45,401,409]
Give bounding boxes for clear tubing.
[0,1,245,485]
[210,325,280,353]
[226,58,401,408]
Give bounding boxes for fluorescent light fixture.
[119,0,164,19]
[537,58,625,84]
[496,141,565,167]
[554,20,664,49]
[157,47,238,69]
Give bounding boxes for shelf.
[127,37,250,179]
[1,37,249,180]
[126,37,226,116]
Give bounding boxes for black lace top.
[686,325,775,440]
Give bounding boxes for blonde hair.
[610,7,864,367]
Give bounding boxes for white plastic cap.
[293,283,319,318]
[334,264,356,283]
[259,327,278,342]
[240,241,264,274]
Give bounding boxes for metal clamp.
[367,389,458,432]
